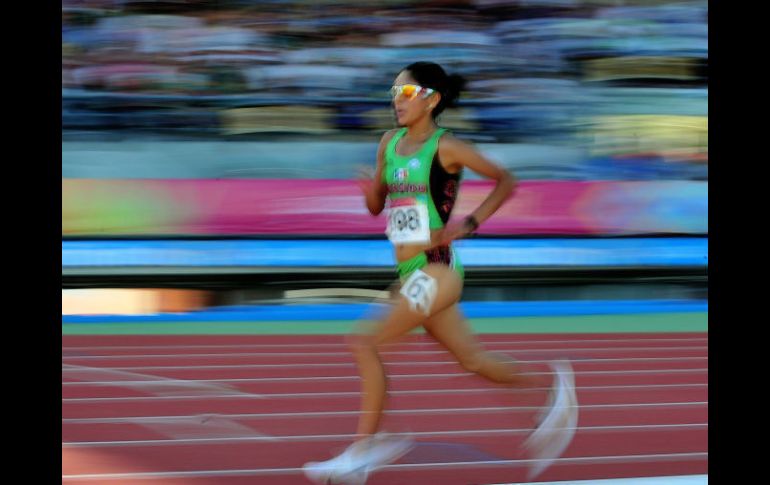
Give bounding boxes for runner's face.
[391,71,438,126]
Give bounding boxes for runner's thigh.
[423,304,485,365]
[352,264,462,347]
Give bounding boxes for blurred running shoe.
[303,432,414,484]
[523,360,579,480]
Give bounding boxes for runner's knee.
[458,352,485,374]
[349,333,378,356]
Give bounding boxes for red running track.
[62,333,708,484]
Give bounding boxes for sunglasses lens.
[402,85,417,98]
[390,84,429,100]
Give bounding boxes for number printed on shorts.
[387,203,430,244]
[400,269,437,315]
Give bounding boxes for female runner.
[304,61,578,484]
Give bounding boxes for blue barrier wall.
[62,238,707,269]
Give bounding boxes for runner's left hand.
[438,219,474,246]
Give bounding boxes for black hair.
[402,61,466,119]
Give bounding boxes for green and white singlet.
[382,127,465,281]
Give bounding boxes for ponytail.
[443,73,466,109]
[402,62,466,119]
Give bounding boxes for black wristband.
[464,215,479,232]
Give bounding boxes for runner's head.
[391,62,466,125]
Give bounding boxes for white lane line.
[60,364,257,397]
[59,357,709,372]
[60,349,708,363]
[124,414,279,442]
[60,345,708,360]
[62,401,708,424]
[492,474,708,485]
[62,422,708,447]
[59,358,707,372]
[61,337,709,353]
[123,367,701,378]
[62,367,709,387]
[61,452,708,480]
[62,383,707,403]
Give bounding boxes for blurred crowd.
[62,0,707,169]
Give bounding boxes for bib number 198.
[393,207,420,231]
[387,204,430,244]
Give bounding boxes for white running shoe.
[303,432,414,484]
[364,432,415,472]
[523,360,579,480]
[303,440,370,485]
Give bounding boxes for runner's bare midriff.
[394,228,446,262]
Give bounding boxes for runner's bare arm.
[361,130,398,216]
[438,135,517,228]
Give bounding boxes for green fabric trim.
[62,312,707,335]
[396,252,428,280]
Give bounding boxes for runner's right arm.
[361,130,397,216]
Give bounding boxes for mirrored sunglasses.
[389,84,435,100]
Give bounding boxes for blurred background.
[61,0,707,316]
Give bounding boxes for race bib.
[387,200,430,245]
[400,269,437,316]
